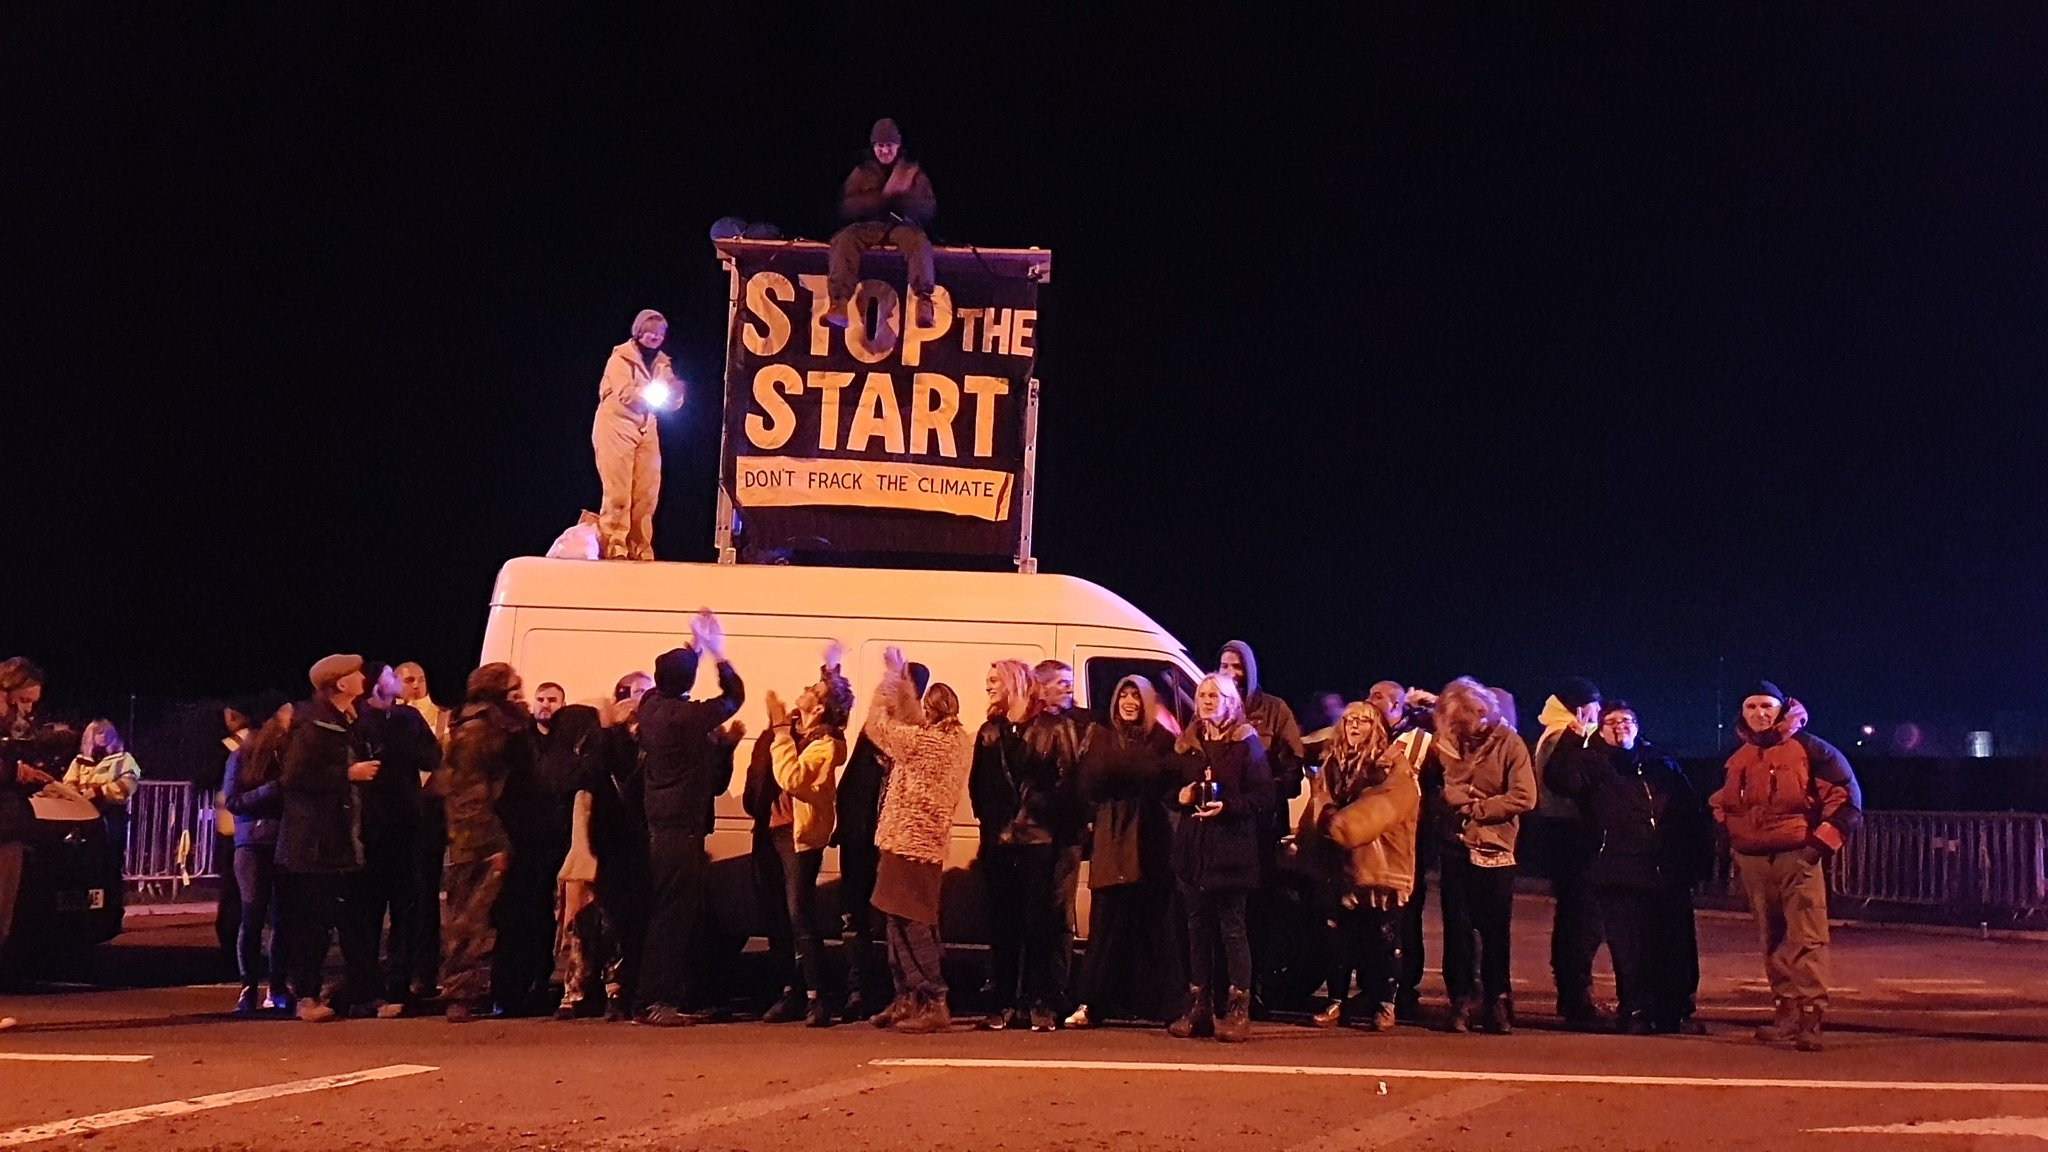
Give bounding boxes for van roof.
[491,558,1188,644]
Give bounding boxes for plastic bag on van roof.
[546,511,602,560]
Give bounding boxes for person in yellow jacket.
[751,652,853,1026]
[592,309,685,561]
[64,719,143,869]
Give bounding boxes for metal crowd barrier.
[124,779,220,890]
[1830,811,2048,919]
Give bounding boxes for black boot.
[1447,998,1475,1034]
[1168,986,1213,1039]
[805,994,834,1028]
[1215,987,1252,1043]
[760,989,806,1024]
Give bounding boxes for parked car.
[10,789,125,955]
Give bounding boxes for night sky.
[12,6,2048,756]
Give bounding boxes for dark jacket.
[223,744,284,849]
[529,704,605,866]
[741,726,779,830]
[1219,641,1306,842]
[831,732,891,852]
[638,660,744,835]
[969,709,1082,847]
[840,156,936,225]
[436,699,531,866]
[0,715,72,845]
[1545,736,1711,890]
[1171,725,1274,893]
[351,702,434,852]
[1078,718,1178,889]
[276,697,363,874]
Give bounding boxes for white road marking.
[871,1057,2048,1093]
[1282,1084,1523,1152]
[1812,1115,2048,1139]
[0,1053,152,1063]
[0,1063,437,1148]
[605,1067,938,1147]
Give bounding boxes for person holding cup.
[1168,673,1273,1043]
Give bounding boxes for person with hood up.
[1429,677,1536,1035]
[1066,675,1182,1028]
[1546,700,1711,1035]
[1168,673,1274,1044]
[434,662,533,1022]
[1300,701,1431,1032]
[1529,676,1610,1030]
[826,117,939,330]
[747,648,853,1028]
[634,609,744,1026]
[968,658,1067,1031]
[277,654,381,1023]
[591,308,685,562]
[833,659,930,1023]
[861,647,976,1035]
[1710,681,1861,1053]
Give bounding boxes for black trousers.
[980,842,1063,1011]
[1399,834,1438,1004]
[1440,853,1515,1004]
[338,839,417,1006]
[637,829,707,1011]
[1183,884,1252,994]
[1076,880,1180,1021]
[279,870,354,1003]
[1545,816,1605,1004]
[1052,843,1083,1001]
[1598,884,1701,1025]
[492,847,559,1014]
[838,839,883,1001]
[411,795,447,993]
[752,826,826,997]
[214,831,241,965]
[1326,899,1400,1010]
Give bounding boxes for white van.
[478,557,1203,944]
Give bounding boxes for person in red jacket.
[1709,681,1861,1052]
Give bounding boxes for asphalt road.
[6,897,2048,1151]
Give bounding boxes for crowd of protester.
[0,634,1861,1051]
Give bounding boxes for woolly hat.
[1744,680,1786,704]
[654,647,701,695]
[631,309,667,338]
[1557,676,1602,711]
[870,117,901,145]
[308,654,364,692]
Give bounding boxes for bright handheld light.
[641,378,673,409]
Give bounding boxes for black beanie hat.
[870,117,901,145]
[1745,680,1786,704]
[654,647,701,695]
[1557,676,1602,711]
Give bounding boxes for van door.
[1072,646,1200,730]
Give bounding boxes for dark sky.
[11,6,2048,755]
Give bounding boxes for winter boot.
[1215,986,1252,1043]
[1446,997,1475,1034]
[1168,986,1214,1039]
[895,994,952,1035]
[1478,996,1512,1035]
[1754,998,1798,1044]
[1795,1002,1825,1052]
[870,995,912,1029]
[760,988,806,1024]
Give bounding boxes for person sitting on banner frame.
[827,117,938,331]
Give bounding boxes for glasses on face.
[1602,717,1638,731]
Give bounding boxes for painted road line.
[1283,1084,1523,1152]
[870,1057,2048,1094]
[1812,1115,2048,1139]
[0,1063,437,1148]
[0,1053,152,1064]
[606,1067,939,1147]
